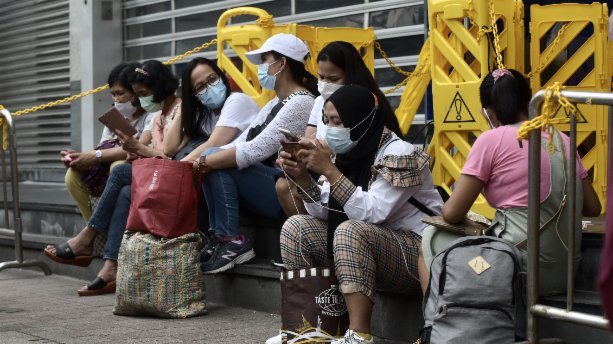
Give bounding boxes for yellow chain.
[467,0,493,41]
[0,38,218,150]
[517,82,579,153]
[256,14,274,28]
[374,40,412,77]
[489,0,504,70]
[526,23,569,79]
[383,48,431,95]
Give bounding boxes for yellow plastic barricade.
[530,3,610,208]
[427,0,523,218]
[216,7,375,108]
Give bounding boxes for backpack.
[419,236,524,344]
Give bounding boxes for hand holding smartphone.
[278,128,304,162]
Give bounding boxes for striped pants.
[280,215,421,302]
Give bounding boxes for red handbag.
[126,157,198,238]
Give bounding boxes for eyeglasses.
[194,75,221,95]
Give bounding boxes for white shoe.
[331,330,374,344]
[265,333,283,344]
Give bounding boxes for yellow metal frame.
[530,3,610,208]
[427,0,523,218]
[216,7,375,108]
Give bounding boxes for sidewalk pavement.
[0,269,280,344]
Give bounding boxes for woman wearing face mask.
[163,57,259,163]
[276,41,404,217]
[61,62,154,222]
[419,69,602,296]
[195,33,317,274]
[276,85,443,344]
[44,60,180,296]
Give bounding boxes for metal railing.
[0,108,50,275]
[527,90,611,342]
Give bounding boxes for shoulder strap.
[408,197,437,217]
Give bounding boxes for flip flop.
[77,277,116,297]
[44,242,93,267]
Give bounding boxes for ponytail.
[272,51,320,96]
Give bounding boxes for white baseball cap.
[245,33,310,65]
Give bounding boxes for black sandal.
[77,276,116,296]
[44,242,93,267]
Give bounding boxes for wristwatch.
[95,149,103,162]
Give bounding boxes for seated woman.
[275,41,404,217]
[44,60,181,296]
[196,33,317,274]
[277,85,443,344]
[419,69,602,295]
[61,62,153,222]
[163,57,259,162]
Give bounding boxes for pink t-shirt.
[462,125,587,209]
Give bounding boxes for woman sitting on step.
[61,62,154,223]
[418,68,602,296]
[195,33,317,275]
[276,85,443,344]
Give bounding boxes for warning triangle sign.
[443,91,476,123]
[551,104,587,123]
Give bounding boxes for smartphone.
[278,128,300,142]
[281,142,303,162]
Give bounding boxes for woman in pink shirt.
[419,69,601,296]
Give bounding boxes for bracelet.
[329,175,344,193]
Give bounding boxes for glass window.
[375,65,415,87]
[232,1,292,23]
[126,42,171,60]
[175,36,216,54]
[175,0,223,9]
[126,19,171,40]
[296,0,364,13]
[302,14,363,28]
[369,5,425,29]
[125,2,171,18]
[176,11,224,32]
[375,35,424,58]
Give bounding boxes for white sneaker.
[265,333,283,344]
[331,330,374,344]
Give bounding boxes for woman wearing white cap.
[195,33,318,274]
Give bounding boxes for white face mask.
[317,80,343,100]
[114,101,137,120]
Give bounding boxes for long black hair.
[479,68,531,125]
[317,41,403,138]
[129,60,178,103]
[181,57,232,139]
[271,51,319,96]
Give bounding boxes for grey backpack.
[420,236,524,344]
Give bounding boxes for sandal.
[44,242,93,267]
[77,276,116,297]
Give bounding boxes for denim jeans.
[88,163,132,260]
[202,147,285,237]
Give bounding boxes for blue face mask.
[325,127,357,154]
[138,95,162,112]
[325,106,377,154]
[196,81,227,109]
[258,59,282,90]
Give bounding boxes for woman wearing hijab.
[277,85,443,344]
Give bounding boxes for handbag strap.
[409,197,437,217]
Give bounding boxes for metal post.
[0,109,51,275]
[527,90,545,343]
[566,108,576,311]
[1,148,8,228]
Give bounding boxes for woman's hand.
[297,139,336,177]
[60,150,76,167]
[68,151,96,171]
[117,130,141,155]
[125,152,139,162]
[277,150,309,185]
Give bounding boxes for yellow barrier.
[427,0,523,218]
[216,7,375,108]
[395,38,431,134]
[530,3,610,209]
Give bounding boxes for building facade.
[0,0,425,181]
